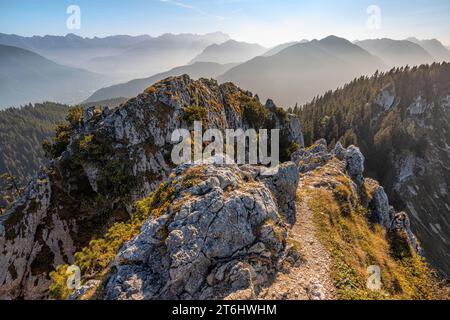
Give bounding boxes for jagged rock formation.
[298,63,450,278]
[0,75,302,299]
[90,142,426,300]
[104,161,298,300]
[0,74,443,301]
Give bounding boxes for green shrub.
[183,105,208,123]
[48,265,72,300]
[243,100,269,129]
[66,106,84,128]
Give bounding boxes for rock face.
[104,162,298,300]
[370,185,393,229]
[299,140,420,252]
[0,75,303,299]
[97,140,422,300]
[292,139,332,173]
[263,162,299,224]
[0,172,67,300]
[299,64,450,278]
[389,92,450,276]
[390,211,421,254]
[345,145,365,185]
[332,141,346,161]
[0,73,433,300]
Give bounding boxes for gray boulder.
[262,162,299,224]
[333,141,347,161]
[68,280,101,300]
[370,185,393,229]
[103,163,290,300]
[345,145,365,185]
[291,139,331,173]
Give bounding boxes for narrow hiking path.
[258,183,337,300]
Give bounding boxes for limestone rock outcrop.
[0,75,303,299]
[103,162,298,300]
[97,140,423,300]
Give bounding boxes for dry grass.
[302,164,448,300]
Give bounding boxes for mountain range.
[355,39,434,68]
[0,33,152,76]
[407,37,450,62]
[263,40,306,56]
[0,32,230,80]
[2,33,450,108]
[86,36,450,107]
[0,28,449,300]
[0,45,112,108]
[217,36,386,106]
[87,32,231,79]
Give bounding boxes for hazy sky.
[1,0,450,47]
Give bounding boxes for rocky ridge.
[104,161,299,300]
[298,63,450,278]
[70,141,425,300]
[0,75,302,299]
[0,74,442,300]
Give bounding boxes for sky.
[1,0,450,47]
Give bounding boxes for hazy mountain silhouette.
[0,45,112,108]
[85,62,236,103]
[0,32,230,81]
[355,39,434,67]
[218,36,385,106]
[190,40,266,64]
[406,37,450,62]
[263,41,303,57]
[87,32,230,80]
[0,33,152,49]
[0,33,152,76]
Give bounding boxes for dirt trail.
[259,184,337,300]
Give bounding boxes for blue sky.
[1,0,450,47]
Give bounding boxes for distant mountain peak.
[218,35,385,106]
[189,39,266,64]
[319,35,352,44]
[406,36,420,42]
[65,33,82,39]
[355,38,434,67]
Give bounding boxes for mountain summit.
[218,36,385,106]
[190,40,267,64]
[406,37,450,62]
[0,75,301,299]
[355,38,434,67]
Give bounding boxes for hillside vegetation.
[296,62,450,277]
[0,103,69,209]
[0,103,70,179]
[300,159,445,300]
